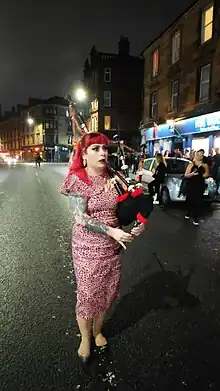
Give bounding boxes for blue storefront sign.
[143,111,220,155]
[177,111,220,136]
[144,111,220,141]
[145,111,220,141]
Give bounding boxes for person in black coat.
[184,150,209,226]
[148,153,167,204]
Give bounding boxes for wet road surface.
[0,163,220,390]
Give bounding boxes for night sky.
[0,0,195,110]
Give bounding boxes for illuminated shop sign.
[144,111,220,141]
[194,111,220,132]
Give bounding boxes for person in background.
[136,153,145,182]
[197,149,208,164]
[148,153,167,204]
[184,150,209,226]
[175,148,183,158]
[132,153,139,174]
[212,148,220,191]
[35,153,41,167]
[198,149,210,176]
[184,149,190,159]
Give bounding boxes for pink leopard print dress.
[60,173,121,319]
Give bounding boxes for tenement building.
[140,0,220,156]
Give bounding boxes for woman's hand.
[109,227,133,249]
[185,171,198,178]
[130,223,145,237]
[189,171,198,177]
[104,178,115,192]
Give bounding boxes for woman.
[136,153,145,182]
[60,132,145,362]
[148,153,167,204]
[184,150,209,225]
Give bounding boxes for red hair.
[68,132,110,184]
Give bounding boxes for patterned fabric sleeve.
[60,173,89,198]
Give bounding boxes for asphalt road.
[1,163,220,391]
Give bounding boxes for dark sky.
[0,0,195,110]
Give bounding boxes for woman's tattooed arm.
[70,194,110,235]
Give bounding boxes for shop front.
[22,145,44,161]
[214,133,220,149]
[143,110,220,156]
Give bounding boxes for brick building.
[140,0,220,156]
[0,97,72,161]
[83,37,144,147]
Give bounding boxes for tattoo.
[70,194,109,235]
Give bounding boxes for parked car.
[141,157,217,205]
[4,156,17,166]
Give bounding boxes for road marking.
[36,172,38,176]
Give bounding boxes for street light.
[75,88,87,102]
[26,112,34,126]
[27,117,34,126]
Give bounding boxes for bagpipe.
[66,97,153,228]
[106,135,153,227]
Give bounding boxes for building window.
[201,4,214,44]
[104,91,112,107]
[104,116,111,130]
[152,49,159,77]
[150,92,157,118]
[172,31,180,64]
[199,64,210,101]
[171,80,179,110]
[104,68,111,82]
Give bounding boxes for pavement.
[0,163,220,391]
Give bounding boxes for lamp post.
[22,113,35,161]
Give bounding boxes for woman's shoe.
[94,333,108,348]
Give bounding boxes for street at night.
[1,163,220,390]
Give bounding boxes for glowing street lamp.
[27,117,34,126]
[75,88,87,102]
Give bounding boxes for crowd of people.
[131,147,220,226]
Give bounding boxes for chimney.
[118,36,130,55]
[12,106,16,114]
